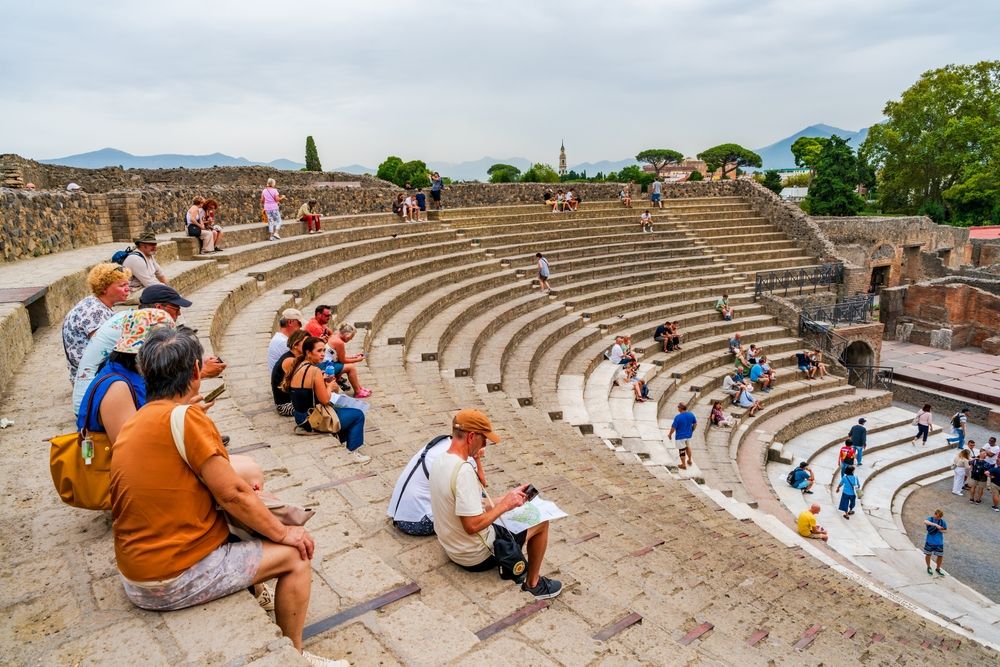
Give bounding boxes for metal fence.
[800,293,875,327]
[845,365,894,391]
[798,316,850,362]
[754,262,843,298]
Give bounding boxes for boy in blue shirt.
[923,509,947,576]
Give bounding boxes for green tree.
[784,173,812,188]
[804,135,863,216]
[304,136,323,172]
[376,156,404,184]
[790,136,828,172]
[635,149,684,175]
[487,163,522,183]
[862,60,1000,222]
[520,163,561,183]
[697,144,762,180]
[760,170,783,194]
[686,170,704,182]
[396,160,431,188]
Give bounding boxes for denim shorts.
[121,539,262,611]
[923,543,944,557]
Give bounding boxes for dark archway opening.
[843,340,875,367]
[869,266,890,294]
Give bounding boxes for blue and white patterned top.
[61,295,114,382]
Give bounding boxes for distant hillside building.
[780,187,809,202]
[642,158,708,182]
[558,141,567,176]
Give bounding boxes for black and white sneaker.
[521,576,562,600]
[337,377,351,392]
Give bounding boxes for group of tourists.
[543,188,580,212]
[186,196,225,253]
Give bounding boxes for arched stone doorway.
[842,340,874,367]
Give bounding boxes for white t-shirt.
[267,332,289,373]
[122,251,163,291]
[388,437,465,523]
[609,343,625,364]
[985,444,999,466]
[429,452,493,566]
[640,212,651,222]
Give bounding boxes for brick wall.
[0,190,113,261]
[882,281,1000,349]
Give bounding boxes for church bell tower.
[558,140,567,176]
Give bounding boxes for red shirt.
[304,317,330,339]
[839,445,855,462]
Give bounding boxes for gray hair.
[138,327,205,401]
[266,178,276,187]
[338,322,356,336]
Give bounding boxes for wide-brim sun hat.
[113,308,177,354]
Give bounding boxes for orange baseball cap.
[453,408,500,443]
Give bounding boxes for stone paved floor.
[902,477,1000,603]
[882,340,1000,396]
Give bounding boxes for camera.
[524,484,538,502]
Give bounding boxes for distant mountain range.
[38,125,872,178]
[753,123,870,170]
[40,148,305,171]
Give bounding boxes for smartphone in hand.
[524,484,539,502]
[203,384,226,403]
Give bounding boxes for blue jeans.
[853,445,864,464]
[947,427,965,449]
[293,405,366,450]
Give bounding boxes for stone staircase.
[3,196,997,664]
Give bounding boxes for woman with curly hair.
[61,262,132,381]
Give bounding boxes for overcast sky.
[3,0,998,167]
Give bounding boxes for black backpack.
[786,469,798,486]
[951,413,963,429]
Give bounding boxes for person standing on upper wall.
[261,178,285,241]
[430,171,444,210]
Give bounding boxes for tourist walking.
[946,408,970,449]
[836,465,860,519]
[951,449,971,496]
[923,509,947,576]
[261,178,285,240]
[849,418,868,465]
[536,253,551,293]
[650,177,663,208]
[668,402,697,470]
[913,404,933,445]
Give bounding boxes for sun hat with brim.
[113,308,176,354]
[133,231,158,245]
[453,408,500,443]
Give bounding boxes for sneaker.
[255,584,275,611]
[268,235,277,241]
[936,569,946,577]
[355,387,372,398]
[970,498,976,503]
[927,567,934,575]
[521,576,562,600]
[309,229,315,234]
[352,451,372,465]
[337,377,351,392]
[273,232,281,239]
[302,650,350,667]
[993,506,1000,512]
[803,490,814,495]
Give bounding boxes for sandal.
[355,387,372,398]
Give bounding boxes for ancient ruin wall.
[0,190,113,261]
[880,281,1000,349]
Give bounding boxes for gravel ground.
[896,401,1000,603]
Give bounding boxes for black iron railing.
[845,365,894,390]
[798,315,850,362]
[800,294,875,327]
[754,262,844,298]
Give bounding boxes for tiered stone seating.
[5,197,997,663]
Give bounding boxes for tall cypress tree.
[305,136,322,172]
[804,135,863,215]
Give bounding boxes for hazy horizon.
[3,1,998,167]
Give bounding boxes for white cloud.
[2,0,998,167]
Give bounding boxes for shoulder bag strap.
[170,404,193,468]
[393,435,449,515]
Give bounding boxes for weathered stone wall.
[812,215,973,291]
[881,281,1000,349]
[0,303,32,399]
[0,190,113,261]
[730,180,840,263]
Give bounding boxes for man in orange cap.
[429,408,562,600]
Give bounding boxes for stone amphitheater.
[2,169,999,665]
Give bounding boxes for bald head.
[810,503,821,514]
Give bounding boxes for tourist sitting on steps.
[61,262,132,382]
[796,350,816,379]
[271,330,308,417]
[428,409,562,600]
[109,327,349,667]
[283,336,371,464]
[797,503,828,542]
[186,196,217,254]
[77,309,175,449]
[715,293,735,320]
[325,322,372,398]
[202,198,224,250]
[749,359,772,393]
[710,400,734,428]
[297,199,322,233]
[267,308,304,373]
[623,360,650,402]
[810,348,828,379]
[788,461,815,494]
[736,381,762,416]
[387,434,485,536]
[121,231,168,305]
[721,371,744,404]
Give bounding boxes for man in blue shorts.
[668,402,697,469]
[923,509,947,576]
[789,461,815,494]
[650,178,663,208]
